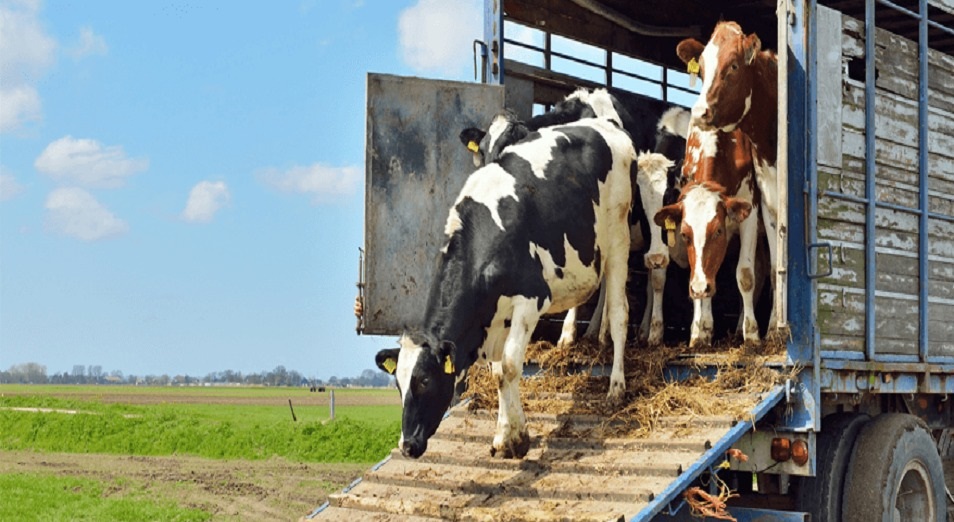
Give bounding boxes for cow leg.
[639,273,653,342]
[737,210,760,346]
[689,297,713,348]
[603,225,630,404]
[491,297,540,459]
[647,267,666,347]
[760,203,779,331]
[556,307,577,349]
[583,284,605,340]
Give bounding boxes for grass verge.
[0,473,210,522]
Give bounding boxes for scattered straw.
[462,334,796,438]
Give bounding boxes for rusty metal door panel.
[363,73,504,335]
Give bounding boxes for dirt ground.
[0,450,367,521]
[3,452,954,521]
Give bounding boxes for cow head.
[677,22,762,133]
[636,152,676,270]
[654,182,751,299]
[459,110,528,167]
[375,332,457,458]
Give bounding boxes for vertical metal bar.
[606,50,613,88]
[662,67,669,102]
[864,0,877,360]
[918,0,930,361]
[484,0,503,84]
[784,0,813,364]
[807,0,821,417]
[544,32,552,72]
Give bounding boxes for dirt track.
[0,450,367,521]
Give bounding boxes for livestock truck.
[310,0,954,520]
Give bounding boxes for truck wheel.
[842,413,946,522]
[795,412,869,521]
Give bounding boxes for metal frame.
[497,18,698,105]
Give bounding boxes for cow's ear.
[438,341,456,375]
[676,38,705,65]
[743,33,762,65]
[654,203,683,229]
[375,348,400,375]
[459,127,486,153]
[725,197,753,223]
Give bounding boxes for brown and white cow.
[655,125,760,347]
[677,21,779,332]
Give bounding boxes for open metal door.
[362,73,504,336]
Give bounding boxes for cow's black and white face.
[375,333,456,458]
[459,111,529,167]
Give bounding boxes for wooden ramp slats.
[426,431,713,461]
[309,505,443,522]
[364,455,675,503]
[329,481,638,522]
[312,379,777,521]
[404,443,695,478]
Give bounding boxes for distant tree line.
[0,362,394,388]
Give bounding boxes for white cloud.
[44,187,128,241]
[67,27,108,59]
[35,136,148,188]
[258,163,359,204]
[0,84,41,132]
[398,0,481,76]
[0,166,24,202]
[0,0,56,133]
[182,181,230,223]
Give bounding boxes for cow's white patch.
[657,107,691,139]
[506,127,569,179]
[567,88,622,127]
[681,184,719,293]
[454,163,518,230]
[443,208,462,238]
[484,114,511,158]
[696,129,719,159]
[692,40,721,122]
[395,335,424,439]
[529,237,597,313]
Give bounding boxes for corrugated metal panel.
[363,74,504,335]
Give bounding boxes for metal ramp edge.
[631,384,787,521]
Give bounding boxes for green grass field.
[0,385,401,462]
[0,473,210,522]
[0,385,403,520]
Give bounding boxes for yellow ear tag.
[664,217,677,247]
[467,141,480,153]
[443,355,455,375]
[687,57,700,88]
[382,358,397,375]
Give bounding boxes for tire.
[795,412,870,521]
[842,413,946,522]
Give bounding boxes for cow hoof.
[743,337,761,349]
[606,384,626,406]
[689,337,711,350]
[491,431,530,459]
[647,325,664,347]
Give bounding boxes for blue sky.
[0,0,485,380]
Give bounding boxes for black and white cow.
[460,89,682,348]
[377,113,636,459]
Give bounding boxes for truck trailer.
[313,0,954,520]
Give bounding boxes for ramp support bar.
[632,385,786,521]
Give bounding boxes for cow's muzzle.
[690,280,715,299]
[644,252,670,270]
[401,438,427,459]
